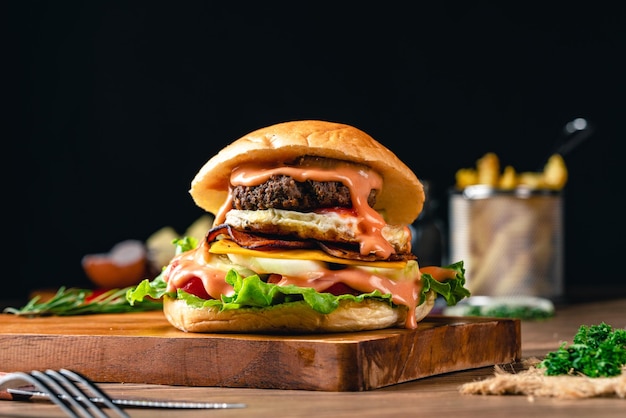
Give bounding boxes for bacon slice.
[206,224,315,250]
[318,242,416,262]
[206,224,417,262]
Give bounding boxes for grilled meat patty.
[231,175,377,212]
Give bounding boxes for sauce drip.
[214,161,394,258]
[164,241,235,298]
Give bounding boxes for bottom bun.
[163,292,436,333]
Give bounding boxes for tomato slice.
[324,282,361,296]
[180,277,211,299]
[266,274,360,296]
[267,274,282,284]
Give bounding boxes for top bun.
[190,120,424,225]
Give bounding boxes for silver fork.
[0,368,129,418]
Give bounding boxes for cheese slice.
[208,239,408,269]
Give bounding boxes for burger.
[127,120,469,333]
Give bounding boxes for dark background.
[7,2,625,307]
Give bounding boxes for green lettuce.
[420,261,470,306]
[126,258,469,315]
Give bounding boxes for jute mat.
[459,358,626,399]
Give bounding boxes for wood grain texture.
[0,312,520,391]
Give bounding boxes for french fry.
[455,168,478,189]
[476,152,500,186]
[518,172,545,188]
[542,154,568,190]
[454,152,568,191]
[499,166,518,190]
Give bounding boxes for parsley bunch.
[539,322,626,377]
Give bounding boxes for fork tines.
[0,368,130,418]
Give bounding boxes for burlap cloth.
[460,358,626,399]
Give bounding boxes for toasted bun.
[163,292,435,333]
[190,120,424,226]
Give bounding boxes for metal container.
[449,185,564,300]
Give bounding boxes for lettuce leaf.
[127,259,469,315]
[419,261,470,306]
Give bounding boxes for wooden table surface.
[1,298,625,417]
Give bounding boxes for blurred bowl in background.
[82,240,150,289]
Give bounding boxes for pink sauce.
[214,161,393,259]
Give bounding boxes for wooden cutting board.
[0,311,520,391]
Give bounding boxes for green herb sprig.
[539,322,626,378]
[3,286,163,317]
[465,304,553,320]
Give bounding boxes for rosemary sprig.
[3,286,162,317]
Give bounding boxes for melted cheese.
[208,239,408,269]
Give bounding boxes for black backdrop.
[8,2,626,305]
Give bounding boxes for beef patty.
[231,175,377,211]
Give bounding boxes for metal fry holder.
[449,185,564,301]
